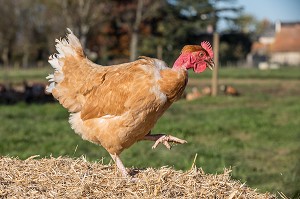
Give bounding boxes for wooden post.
[211,32,219,97]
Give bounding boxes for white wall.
[271,52,300,66]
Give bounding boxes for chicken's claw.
[151,135,187,149]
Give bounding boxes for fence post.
[211,32,219,97]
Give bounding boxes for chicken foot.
[142,133,187,149]
[110,153,129,178]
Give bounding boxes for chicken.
[186,87,202,101]
[46,29,214,178]
[202,86,212,96]
[220,84,240,96]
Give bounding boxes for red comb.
[201,41,214,58]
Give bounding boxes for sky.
[217,0,300,30]
[239,0,300,22]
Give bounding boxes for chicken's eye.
[199,51,205,57]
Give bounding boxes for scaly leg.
[110,153,129,178]
[142,133,187,149]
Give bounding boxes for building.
[270,22,300,66]
[249,21,300,68]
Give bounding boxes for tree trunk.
[22,52,29,68]
[1,47,9,66]
[130,0,143,61]
[157,44,163,60]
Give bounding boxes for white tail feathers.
[46,28,83,93]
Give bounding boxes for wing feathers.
[80,60,165,121]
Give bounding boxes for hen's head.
[173,41,214,73]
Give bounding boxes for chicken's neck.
[172,53,193,72]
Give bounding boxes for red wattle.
[194,63,206,73]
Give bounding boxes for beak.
[205,58,215,70]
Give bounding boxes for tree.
[209,0,243,32]
[107,0,163,61]
[0,0,246,68]
[60,0,110,49]
[129,0,143,61]
[16,0,50,67]
[155,0,214,63]
[223,13,257,34]
[0,0,18,67]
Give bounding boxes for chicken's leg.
[110,153,129,178]
[142,133,187,149]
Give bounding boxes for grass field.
[0,67,299,198]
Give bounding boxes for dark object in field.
[23,81,55,104]
[0,83,23,104]
[0,82,56,104]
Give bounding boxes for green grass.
[0,67,300,198]
[1,66,299,84]
[0,67,52,84]
[189,66,300,79]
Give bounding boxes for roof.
[270,22,300,52]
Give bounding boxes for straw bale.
[0,156,277,198]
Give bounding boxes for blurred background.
[0,0,299,68]
[0,0,299,198]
